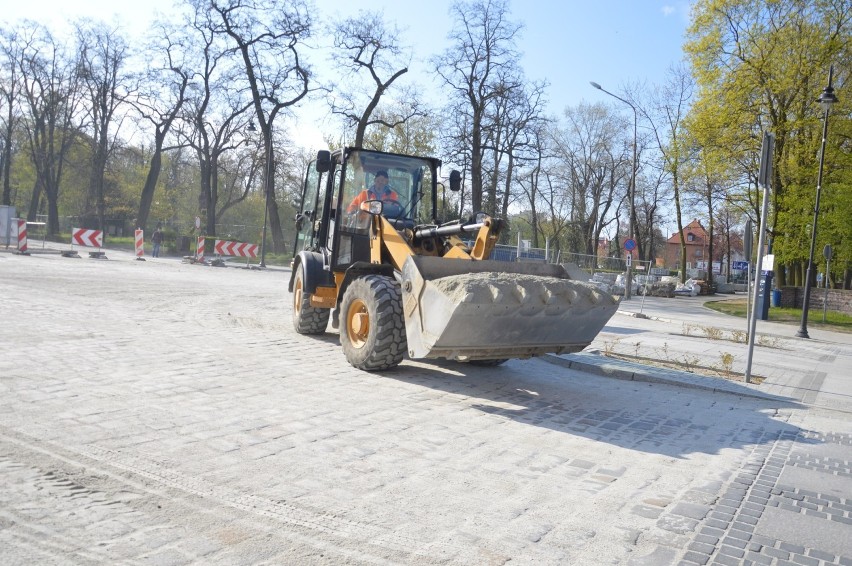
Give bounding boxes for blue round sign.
[624,238,636,251]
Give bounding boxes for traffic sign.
[625,252,632,267]
[624,238,636,251]
[732,260,749,270]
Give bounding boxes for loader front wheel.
[340,275,406,371]
[292,267,330,334]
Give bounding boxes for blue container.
[771,288,782,307]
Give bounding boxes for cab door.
[293,159,325,255]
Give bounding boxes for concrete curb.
[544,351,785,402]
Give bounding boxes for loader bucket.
[400,256,620,361]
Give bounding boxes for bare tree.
[210,0,313,254]
[0,28,22,207]
[16,22,84,235]
[131,23,192,232]
[75,20,131,231]
[549,102,627,257]
[490,79,547,221]
[514,121,549,248]
[642,63,694,282]
[177,0,255,239]
[330,10,420,148]
[434,0,522,215]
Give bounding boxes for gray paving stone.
[3,248,852,565]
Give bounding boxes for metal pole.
[746,263,752,334]
[797,66,836,338]
[590,81,637,301]
[823,256,830,323]
[745,174,772,384]
[627,104,637,301]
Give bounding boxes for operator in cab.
[346,170,400,214]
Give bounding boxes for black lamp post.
[591,81,638,300]
[797,66,838,339]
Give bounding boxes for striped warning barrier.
[196,236,205,262]
[135,229,145,260]
[214,240,259,258]
[72,227,103,248]
[71,227,106,259]
[16,219,28,254]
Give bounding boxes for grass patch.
[705,297,852,333]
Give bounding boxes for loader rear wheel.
[340,275,406,371]
[292,267,330,334]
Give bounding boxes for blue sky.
[5,0,693,145]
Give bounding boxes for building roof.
[667,219,708,244]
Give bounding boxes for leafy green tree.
[685,0,852,288]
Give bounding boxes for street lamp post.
[796,66,838,339]
[591,81,638,300]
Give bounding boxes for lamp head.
[818,86,838,111]
[817,66,838,112]
[590,81,602,90]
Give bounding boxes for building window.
[687,233,695,242]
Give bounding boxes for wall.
[778,286,852,315]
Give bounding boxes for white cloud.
[662,5,676,17]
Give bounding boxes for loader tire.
[340,275,406,371]
[292,267,330,334]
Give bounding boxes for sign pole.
[745,132,774,384]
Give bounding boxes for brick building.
[663,219,711,271]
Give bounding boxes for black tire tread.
[340,275,407,371]
[293,268,330,334]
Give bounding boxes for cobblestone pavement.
[1,249,850,565]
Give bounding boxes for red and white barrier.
[72,227,103,248]
[214,240,259,258]
[196,236,205,262]
[16,219,27,254]
[70,227,106,259]
[135,229,144,258]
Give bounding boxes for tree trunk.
[137,150,163,232]
[27,180,41,222]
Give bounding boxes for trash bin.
[178,236,190,252]
[771,288,782,307]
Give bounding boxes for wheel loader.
[289,147,619,371]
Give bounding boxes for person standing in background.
[152,224,164,257]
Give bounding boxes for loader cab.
[294,147,441,289]
[329,148,440,272]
